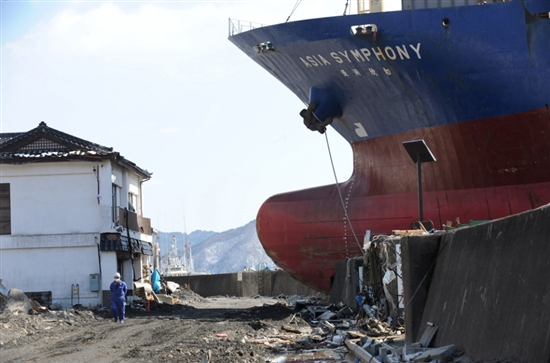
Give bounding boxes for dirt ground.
[1,286,494,363]
[0,288,348,363]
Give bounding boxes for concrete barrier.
[403,204,550,362]
[329,258,363,308]
[165,269,319,298]
[401,234,441,343]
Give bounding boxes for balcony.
[117,207,152,235]
[100,233,153,255]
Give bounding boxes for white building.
[0,122,154,308]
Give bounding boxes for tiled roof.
[0,133,23,144]
[0,122,151,177]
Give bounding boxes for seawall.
[402,203,550,362]
[164,269,319,298]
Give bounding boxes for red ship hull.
[257,108,550,293]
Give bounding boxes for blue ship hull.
[230,0,550,292]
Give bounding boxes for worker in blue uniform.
[110,272,127,323]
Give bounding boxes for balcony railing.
[118,207,151,235]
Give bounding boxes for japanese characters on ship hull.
[298,43,421,78]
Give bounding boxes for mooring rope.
[286,0,302,23]
[324,131,364,254]
[343,0,350,15]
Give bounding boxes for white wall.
[0,160,149,235]
[2,162,102,235]
[98,162,116,232]
[111,166,123,188]
[127,172,141,214]
[0,233,103,307]
[100,251,117,291]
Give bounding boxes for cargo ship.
[229,0,550,293]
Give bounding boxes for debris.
[5,289,32,314]
[201,349,212,363]
[281,325,301,333]
[412,344,455,362]
[317,310,336,321]
[0,282,475,363]
[153,294,175,304]
[165,281,180,294]
[30,300,47,313]
[134,281,159,303]
[50,302,62,311]
[392,230,427,236]
[321,321,335,333]
[346,338,382,363]
[307,305,328,317]
[418,322,438,347]
[347,330,366,338]
[310,327,326,336]
[332,333,346,345]
[0,280,9,297]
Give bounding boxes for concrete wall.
[165,269,320,298]
[401,234,441,343]
[267,270,319,297]
[405,204,550,362]
[166,272,255,297]
[329,258,363,308]
[0,236,102,307]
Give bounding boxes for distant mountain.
[157,230,215,256]
[156,220,275,274]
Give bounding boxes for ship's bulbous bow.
[256,108,550,293]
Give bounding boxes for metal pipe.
[125,208,136,286]
[417,155,423,222]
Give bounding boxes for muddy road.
[0,289,334,363]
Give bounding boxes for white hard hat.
[114,273,121,279]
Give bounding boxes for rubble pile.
[258,296,479,363]
[171,285,209,305]
[0,278,483,362]
[0,283,103,349]
[0,298,98,349]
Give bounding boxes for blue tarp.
[151,269,161,293]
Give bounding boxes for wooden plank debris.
[156,294,176,305]
[392,230,427,236]
[347,330,366,338]
[134,281,159,303]
[282,325,301,333]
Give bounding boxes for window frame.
[0,183,11,235]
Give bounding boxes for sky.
[1,0,354,233]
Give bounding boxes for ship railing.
[228,18,265,36]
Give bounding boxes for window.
[128,193,137,213]
[0,183,11,235]
[112,184,119,223]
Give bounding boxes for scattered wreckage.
[0,258,474,363]
[255,293,464,363]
